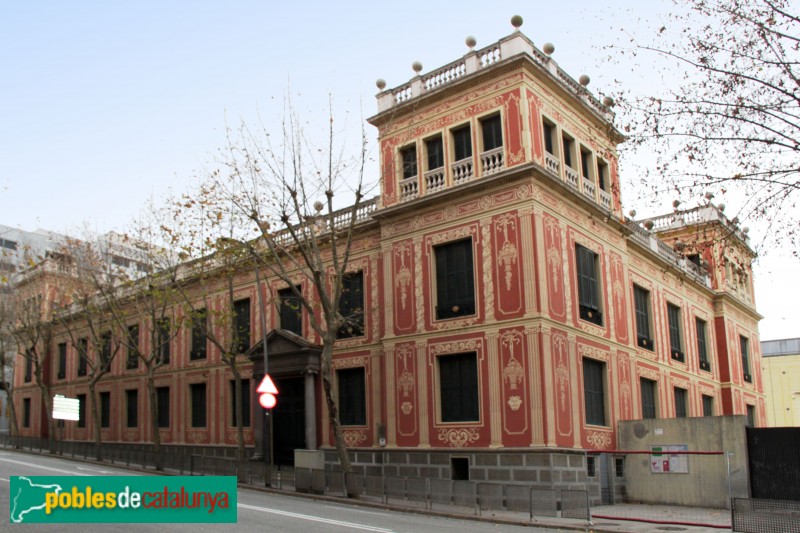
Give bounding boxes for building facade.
[10,19,765,498]
[761,338,800,427]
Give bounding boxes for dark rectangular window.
[100,391,111,428]
[190,383,207,428]
[338,367,366,426]
[190,309,207,360]
[667,303,684,361]
[452,124,472,161]
[587,456,596,477]
[439,353,479,422]
[337,271,365,338]
[126,389,138,428]
[23,398,30,427]
[57,342,67,379]
[434,239,475,320]
[633,286,653,350]
[696,318,710,371]
[481,114,502,151]
[401,145,417,179]
[674,387,688,418]
[702,394,714,417]
[543,121,555,154]
[100,332,112,368]
[746,405,756,427]
[615,457,625,478]
[157,318,171,364]
[233,298,251,354]
[0,238,18,250]
[597,158,609,191]
[583,358,606,426]
[740,336,751,382]
[77,394,86,428]
[230,379,251,428]
[278,286,302,336]
[641,378,657,419]
[426,136,444,170]
[127,324,139,369]
[575,245,602,325]
[562,134,574,168]
[156,387,170,428]
[24,354,32,382]
[77,338,88,376]
[580,147,591,179]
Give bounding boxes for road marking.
[0,457,89,476]
[238,503,395,532]
[0,477,9,482]
[76,466,113,474]
[324,505,391,517]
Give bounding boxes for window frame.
[190,309,208,360]
[157,318,171,364]
[667,303,684,362]
[337,271,365,339]
[575,244,602,326]
[433,238,476,320]
[480,113,503,152]
[451,123,473,162]
[125,389,138,428]
[100,332,112,369]
[400,143,418,181]
[100,391,111,428]
[229,379,251,428]
[674,387,688,418]
[542,119,557,156]
[156,386,170,428]
[77,338,88,377]
[277,286,303,336]
[22,397,31,427]
[696,317,710,371]
[583,357,607,426]
[190,382,207,428]
[640,377,657,419]
[702,394,714,417]
[233,298,251,354]
[438,352,480,423]
[126,324,140,370]
[57,342,67,380]
[740,336,752,382]
[337,366,367,426]
[561,132,576,170]
[425,135,444,171]
[633,285,653,350]
[77,393,86,428]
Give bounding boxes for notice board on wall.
[650,444,689,473]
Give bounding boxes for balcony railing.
[451,158,474,185]
[399,176,419,202]
[480,147,504,176]
[544,152,560,175]
[598,189,613,210]
[564,166,579,189]
[425,168,446,194]
[581,177,595,201]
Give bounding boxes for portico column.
[304,371,317,449]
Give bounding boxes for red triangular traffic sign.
[257,374,278,395]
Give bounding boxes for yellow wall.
[762,353,800,427]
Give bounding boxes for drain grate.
[655,528,688,532]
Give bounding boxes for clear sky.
[1,1,796,340]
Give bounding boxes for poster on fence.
[650,444,689,474]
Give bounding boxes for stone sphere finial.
[602,96,614,107]
[376,78,386,90]
[313,201,324,213]
[578,74,590,87]
[672,199,681,209]
[465,35,477,49]
[643,219,654,231]
[743,226,750,234]
[543,42,555,56]
[717,203,725,212]
[511,15,523,29]
[628,209,637,218]
[412,61,423,74]
[704,191,715,200]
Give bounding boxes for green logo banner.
[9,476,237,523]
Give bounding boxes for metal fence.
[732,498,800,533]
[0,434,590,524]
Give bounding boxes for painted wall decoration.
[492,212,524,319]
[499,327,530,445]
[395,342,419,445]
[392,240,416,334]
[552,330,573,447]
[543,214,566,321]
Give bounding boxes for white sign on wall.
[650,444,689,474]
[52,394,80,421]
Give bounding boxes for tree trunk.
[4,385,19,447]
[146,363,163,470]
[320,340,354,496]
[88,380,102,461]
[231,365,245,462]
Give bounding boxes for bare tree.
[194,100,374,483]
[0,290,20,440]
[611,0,799,250]
[53,238,123,460]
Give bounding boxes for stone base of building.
[323,448,608,505]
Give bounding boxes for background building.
[761,337,800,426]
[9,20,765,502]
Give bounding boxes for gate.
[746,427,800,500]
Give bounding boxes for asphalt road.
[0,449,562,532]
